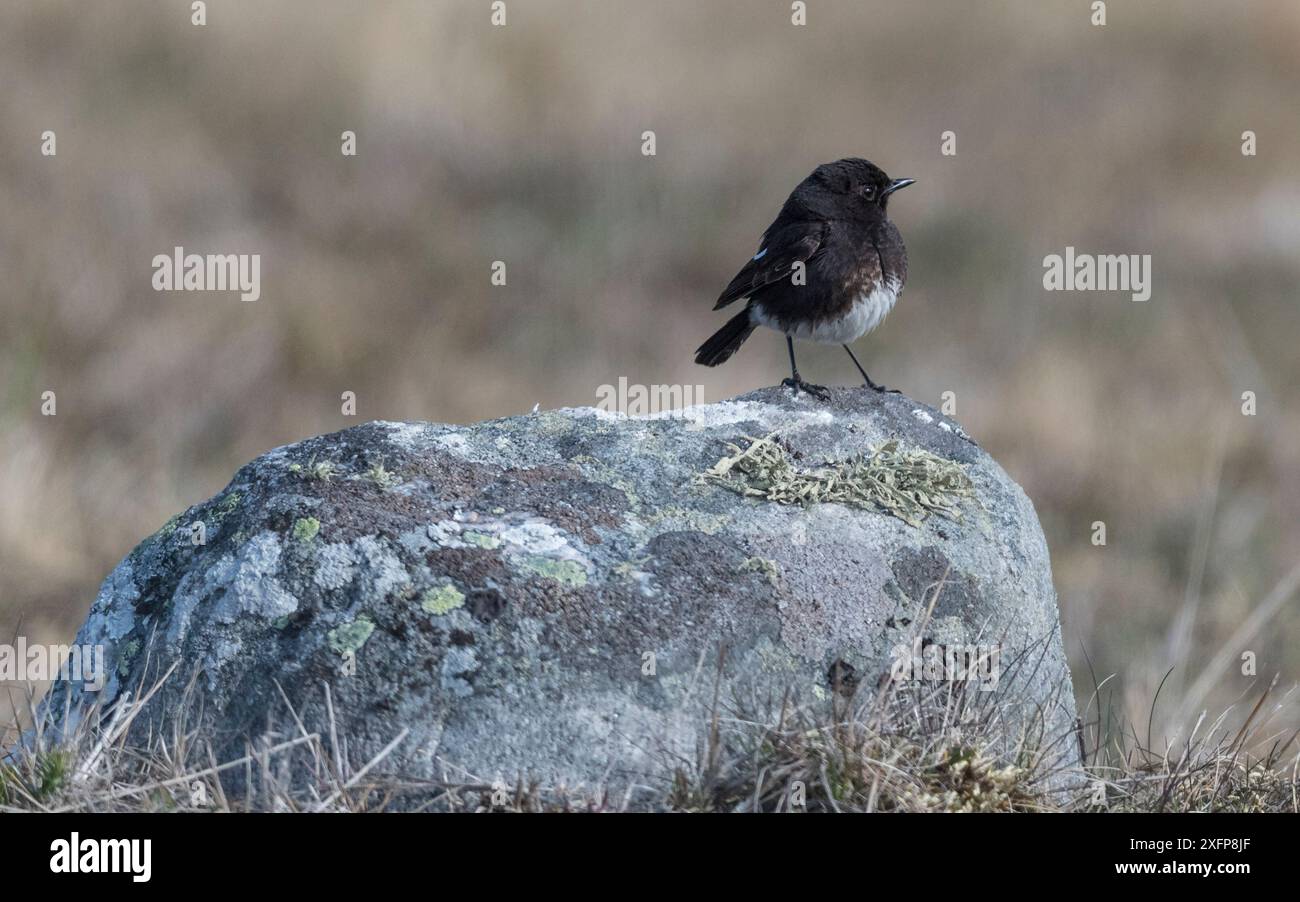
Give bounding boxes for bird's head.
[809,158,915,215]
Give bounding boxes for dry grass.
[4,660,1295,813]
[5,569,1294,813]
[3,666,420,813]
[2,0,1299,752]
[1076,660,1300,813]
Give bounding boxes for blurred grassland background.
[2,0,1298,743]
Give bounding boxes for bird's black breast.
[751,218,907,330]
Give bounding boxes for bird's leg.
[843,344,899,394]
[781,335,830,400]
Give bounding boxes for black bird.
[694,158,914,398]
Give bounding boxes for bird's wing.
[713,221,829,310]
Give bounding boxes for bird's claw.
[782,377,831,401]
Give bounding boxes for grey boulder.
[44,386,1078,805]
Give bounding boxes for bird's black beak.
[881,177,916,198]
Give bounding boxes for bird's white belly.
[752,277,900,344]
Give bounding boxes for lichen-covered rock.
[44,387,1078,804]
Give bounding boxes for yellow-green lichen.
[753,636,800,674]
[116,638,143,678]
[292,517,321,542]
[155,513,183,540]
[520,555,587,587]
[645,506,730,534]
[570,455,642,510]
[422,584,465,615]
[739,556,781,588]
[701,434,974,528]
[536,412,578,437]
[463,530,500,549]
[612,556,651,580]
[212,492,241,521]
[327,616,374,655]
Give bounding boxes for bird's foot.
[864,378,901,394]
[782,377,831,401]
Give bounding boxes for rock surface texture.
[46,387,1078,804]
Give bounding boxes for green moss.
[520,555,587,587]
[33,750,71,800]
[292,517,321,542]
[327,616,374,655]
[421,584,466,615]
[0,750,84,803]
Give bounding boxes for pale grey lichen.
[313,542,357,590]
[351,535,409,600]
[440,646,479,697]
[177,532,299,636]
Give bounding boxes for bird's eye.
[861,183,875,199]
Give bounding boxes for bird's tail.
[695,307,756,367]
